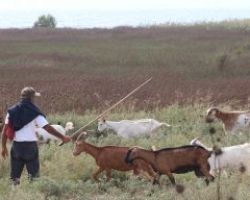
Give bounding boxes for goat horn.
[76,131,88,141]
[59,77,153,146]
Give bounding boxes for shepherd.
[1,87,71,185]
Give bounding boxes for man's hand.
[1,147,8,159]
[1,125,8,159]
[62,135,71,143]
[43,124,71,143]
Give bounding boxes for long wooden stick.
[59,77,152,146]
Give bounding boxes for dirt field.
[0,25,250,115]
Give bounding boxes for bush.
[33,14,57,28]
[217,53,229,71]
[35,177,62,198]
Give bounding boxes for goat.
[206,107,250,135]
[125,145,214,185]
[36,122,74,143]
[97,118,171,138]
[190,138,250,176]
[73,133,157,183]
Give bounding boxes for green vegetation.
[0,104,250,200]
[33,14,57,28]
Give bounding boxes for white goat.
[97,118,171,138]
[190,138,250,176]
[36,122,74,143]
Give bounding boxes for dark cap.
[21,87,41,99]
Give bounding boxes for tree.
[33,14,57,28]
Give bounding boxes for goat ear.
[98,117,105,122]
[103,114,108,121]
[212,108,218,114]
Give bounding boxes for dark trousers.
[10,141,39,183]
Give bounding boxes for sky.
[1,0,249,28]
[1,0,250,11]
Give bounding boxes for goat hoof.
[93,178,100,183]
[152,179,160,185]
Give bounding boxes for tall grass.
[0,104,250,200]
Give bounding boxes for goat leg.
[106,169,112,181]
[92,167,104,182]
[199,164,214,185]
[152,173,161,185]
[164,171,176,185]
[132,168,140,175]
[144,165,160,185]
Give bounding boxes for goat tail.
[161,122,172,127]
[190,138,210,151]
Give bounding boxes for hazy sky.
[1,0,250,11]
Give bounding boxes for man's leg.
[25,142,40,182]
[10,143,25,185]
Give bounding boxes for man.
[1,87,71,185]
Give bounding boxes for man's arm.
[1,125,8,159]
[43,124,70,143]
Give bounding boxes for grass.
[1,104,250,200]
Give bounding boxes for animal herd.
[71,107,250,187]
[1,106,250,187]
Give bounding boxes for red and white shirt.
[5,114,48,142]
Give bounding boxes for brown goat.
[73,138,157,182]
[206,107,250,135]
[125,145,214,185]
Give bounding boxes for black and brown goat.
[125,145,214,185]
